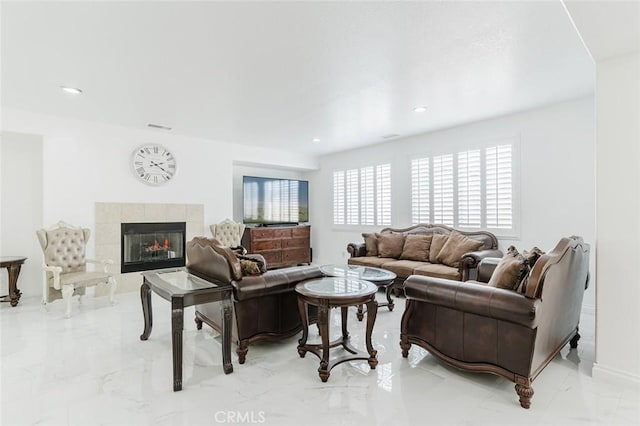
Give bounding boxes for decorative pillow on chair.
[400,234,432,261]
[488,246,527,290]
[376,233,405,258]
[516,247,545,293]
[362,233,379,256]
[436,231,484,267]
[429,234,449,263]
[237,253,268,275]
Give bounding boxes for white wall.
[594,51,640,382]
[1,108,318,296]
[309,97,596,309]
[0,132,44,298]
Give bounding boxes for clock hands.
[149,160,168,174]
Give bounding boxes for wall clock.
[131,144,177,186]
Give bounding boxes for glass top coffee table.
[320,264,397,321]
[295,277,379,382]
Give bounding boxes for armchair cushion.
[413,263,461,280]
[237,253,268,276]
[400,234,432,261]
[487,246,527,290]
[362,233,379,256]
[436,231,484,268]
[428,234,449,263]
[376,233,405,258]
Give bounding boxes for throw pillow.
[239,259,262,276]
[436,231,484,268]
[362,233,379,257]
[237,253,268,273]
[429,234,449,263]
[376,233,405,258]
[400,234,432,261]
[516,247,545,293]
[487,246,527,290]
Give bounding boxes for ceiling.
[1,1,595,156]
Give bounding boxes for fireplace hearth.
[121,222,186,273]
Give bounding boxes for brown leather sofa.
[347,224,502,294]
[186,237,322,364]
[400,236,590,409]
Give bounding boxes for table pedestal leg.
[171,297,184,391]
[221,298,233,374]
[317,301,330,382]
[297,297,309,357]
[365,299,378,369]
[7,263,23,307]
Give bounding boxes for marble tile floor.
[1,290,638,426]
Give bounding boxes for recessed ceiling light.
[413,106,428,113]
[312,138,321,143]
[147,123,172,131]
[60,86,83,95]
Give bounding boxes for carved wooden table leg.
[297,297,309,357]
[7,262,23,307]
[221,297,233,374]
[341,306,349,340]
[365,299,378,369]
[317,301,330,382]
[384,284,394,312]
[356,304,365,322]
[139,282,153,341]
[171,297,184,392]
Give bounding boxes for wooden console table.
[0,257,27,307]
[140,268,233,391]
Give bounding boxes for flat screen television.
[242,176,309,225]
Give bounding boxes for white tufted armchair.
[210,219,246,249]
[36,221,117,318]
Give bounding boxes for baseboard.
[592,362,640,387]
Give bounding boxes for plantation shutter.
[376,164,391,225]
[433,154,454,225]
[411,158,430,224]
[333,171,345,225]
[360,166,375,225]
[486,145,513,229]
[457,150,481,228]
[346,169,359,225]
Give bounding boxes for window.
[333,164,392,226]
[411,143,516,235]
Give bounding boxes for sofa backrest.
[527,236,590,376]
[186,236,242,283]
[379,223,498,250]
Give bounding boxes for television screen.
[243,176,309,225]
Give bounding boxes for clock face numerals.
[131,144,176,185]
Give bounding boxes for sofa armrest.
[476,257,501,283]
[460,249,503,281]
[404,275,539,328]
[347,242,366,258]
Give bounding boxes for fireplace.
[121,222,186,273]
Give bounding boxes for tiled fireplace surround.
[94,202,204,296]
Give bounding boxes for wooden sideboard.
[242,225,311,269]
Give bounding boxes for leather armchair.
[400,236,590,409]
[186,237,322,364]
[36,221,117,318]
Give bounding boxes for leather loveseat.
[186,237,322,364]
[347,224,501,294]
[400,236,590,409]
